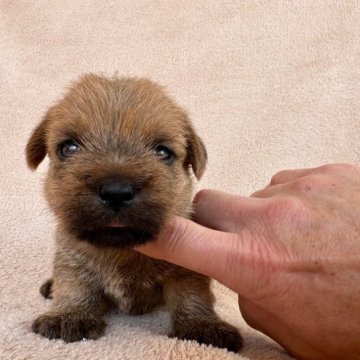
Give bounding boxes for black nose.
[99,182,136,210]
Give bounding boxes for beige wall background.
[1,1,359,359]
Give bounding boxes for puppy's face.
[26,75,206,248]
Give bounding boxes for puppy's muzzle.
[99,181,136,211]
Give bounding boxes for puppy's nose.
[99,182,136,210]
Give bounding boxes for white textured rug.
[1,1,360,359]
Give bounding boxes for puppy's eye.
[154,145,175,163]
[57,140,80,159]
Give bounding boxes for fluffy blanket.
[1,1,359,359]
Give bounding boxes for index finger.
[135,216,275,299]
[193,189,265,233]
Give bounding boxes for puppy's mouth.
[64,195,168,249]
[108,220,127,228]
[77,220,155,248]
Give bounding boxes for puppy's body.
[26,75,242,352]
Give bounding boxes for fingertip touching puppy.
[26,74,242,352]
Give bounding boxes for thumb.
[135,216,269,298]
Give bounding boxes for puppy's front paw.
[32,312,106,342]
[170,319,243,353]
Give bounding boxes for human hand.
[136,164,360,360]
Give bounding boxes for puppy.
[26,74,242,352]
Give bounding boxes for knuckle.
[270,170,290,186]
[291,174,320,192]
[337,163,359,173]
[318,164,334,173]
[318,163,357,174]
[263,196,303,223]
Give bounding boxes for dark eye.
[57,140,80,159]
[154,145,175,163]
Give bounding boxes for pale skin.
[136,164,360,360]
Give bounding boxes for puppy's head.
[26,74,206,248]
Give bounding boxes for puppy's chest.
[100,259,165,312]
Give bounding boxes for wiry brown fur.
[26,74,242,352]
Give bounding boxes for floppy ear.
[185,127,207,179]
[25,114,49,171]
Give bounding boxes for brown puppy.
[26,74,242,352]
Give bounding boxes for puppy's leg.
[165,272,243,353]
[40,278,53,299]
[32,257,110,342]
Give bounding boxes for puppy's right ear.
[25,113,50,171]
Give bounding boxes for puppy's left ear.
[185,127,207,179]
[25,113,50,171]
